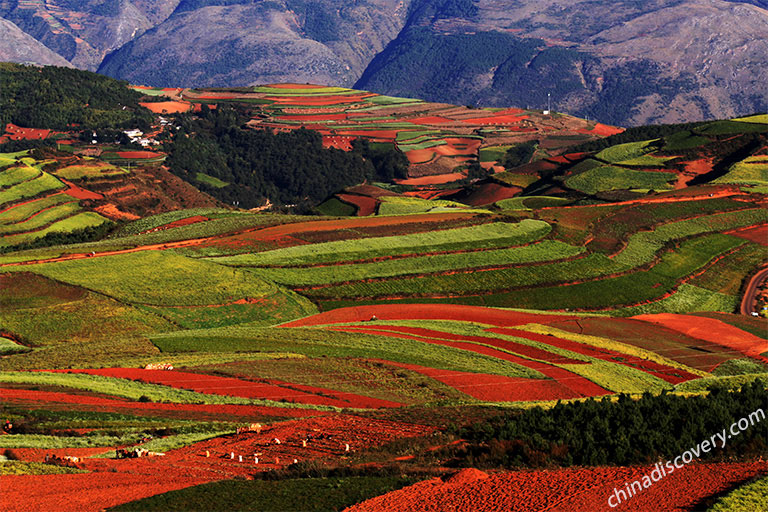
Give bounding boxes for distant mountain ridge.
[2,0,768,126]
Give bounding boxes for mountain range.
[1,0,768,125]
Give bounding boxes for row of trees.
[449,381,767,468]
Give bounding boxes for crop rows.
[13,251,276,306]
[53,163,127,180]
[565,165,676,194]
[255,241,584,287]
[0,165,40,188]
[613,208,766,267]
[306,253,627,299]
[214,220,551,267]
[475,234,743,312]
[151,325,536,379]
[0,172,65,206]
[0,201,80,235]
[0,212,107,248]
[595,139,658,163]
[0,194,72,225]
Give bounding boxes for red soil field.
[632,314,768,358]
[336,194,379,216]
[1,414,437,512]
[395,173,466,186]
[379,360,584,401]
[348,461,768,512]
[93,203,140,221]
[578,123,625,137]
[460,182,521,206]
[278,113,348,121]
[1,471,215,512]
[3,123,51,141]
[61,179,103,200]
[265,94,375,106]
[322,135,355,150]
[349,324,588,365]
[116,151,163,159]
[406,149,437,164]
[332,326,609,398]
[199,212,477,249]
[139,101,192,114]
[544,317,737,372]
[459,115,527,125]
[0,388,329,420]
[488,327,699,384]
[49,369,401,409]
[409,116,456,125]
[728,223,768,245]
[281,304,576,329]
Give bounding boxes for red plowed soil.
[116,151,163,159]
[62,179,102,200]
[0,388,329,420]
[395,173,465,186]
[48,369,401,409]
[348,461,768,512]
[281,305,576,329]
[379,360,583,401]
[460,183,521,206]
[728,224,768,245]
[488,327,699,384]
[332,326,609,398]
[139,101,192,113]
[336,194,379,216]
[409,116,455,125]
[632,314,768,358]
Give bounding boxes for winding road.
[740,266,768,316]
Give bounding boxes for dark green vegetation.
[167,107,408,208]
[109,476,419,512]
[0,63,152,131]
[450,381,768,468]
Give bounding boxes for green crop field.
[8,251,278,306]
[53,163,127,180]
[307,253,627,300]
[565,165,676,194]
[252,241,584,287]
[0,151,30,167]
[662,130,711,151]
[595,140,658,163]
[0,166,40,188]
[709,476,768,512]
[0,212,108,248]
[213,220,551,267]
[0,172,65,206]
[152,326,540,379]
[617,155,678,167]
[0,194,73,225]
[713,156,768,186]
[613,208,767,268]
[377,197,472,215]
[0,201,80,236]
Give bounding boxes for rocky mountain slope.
[2,0,768,125]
